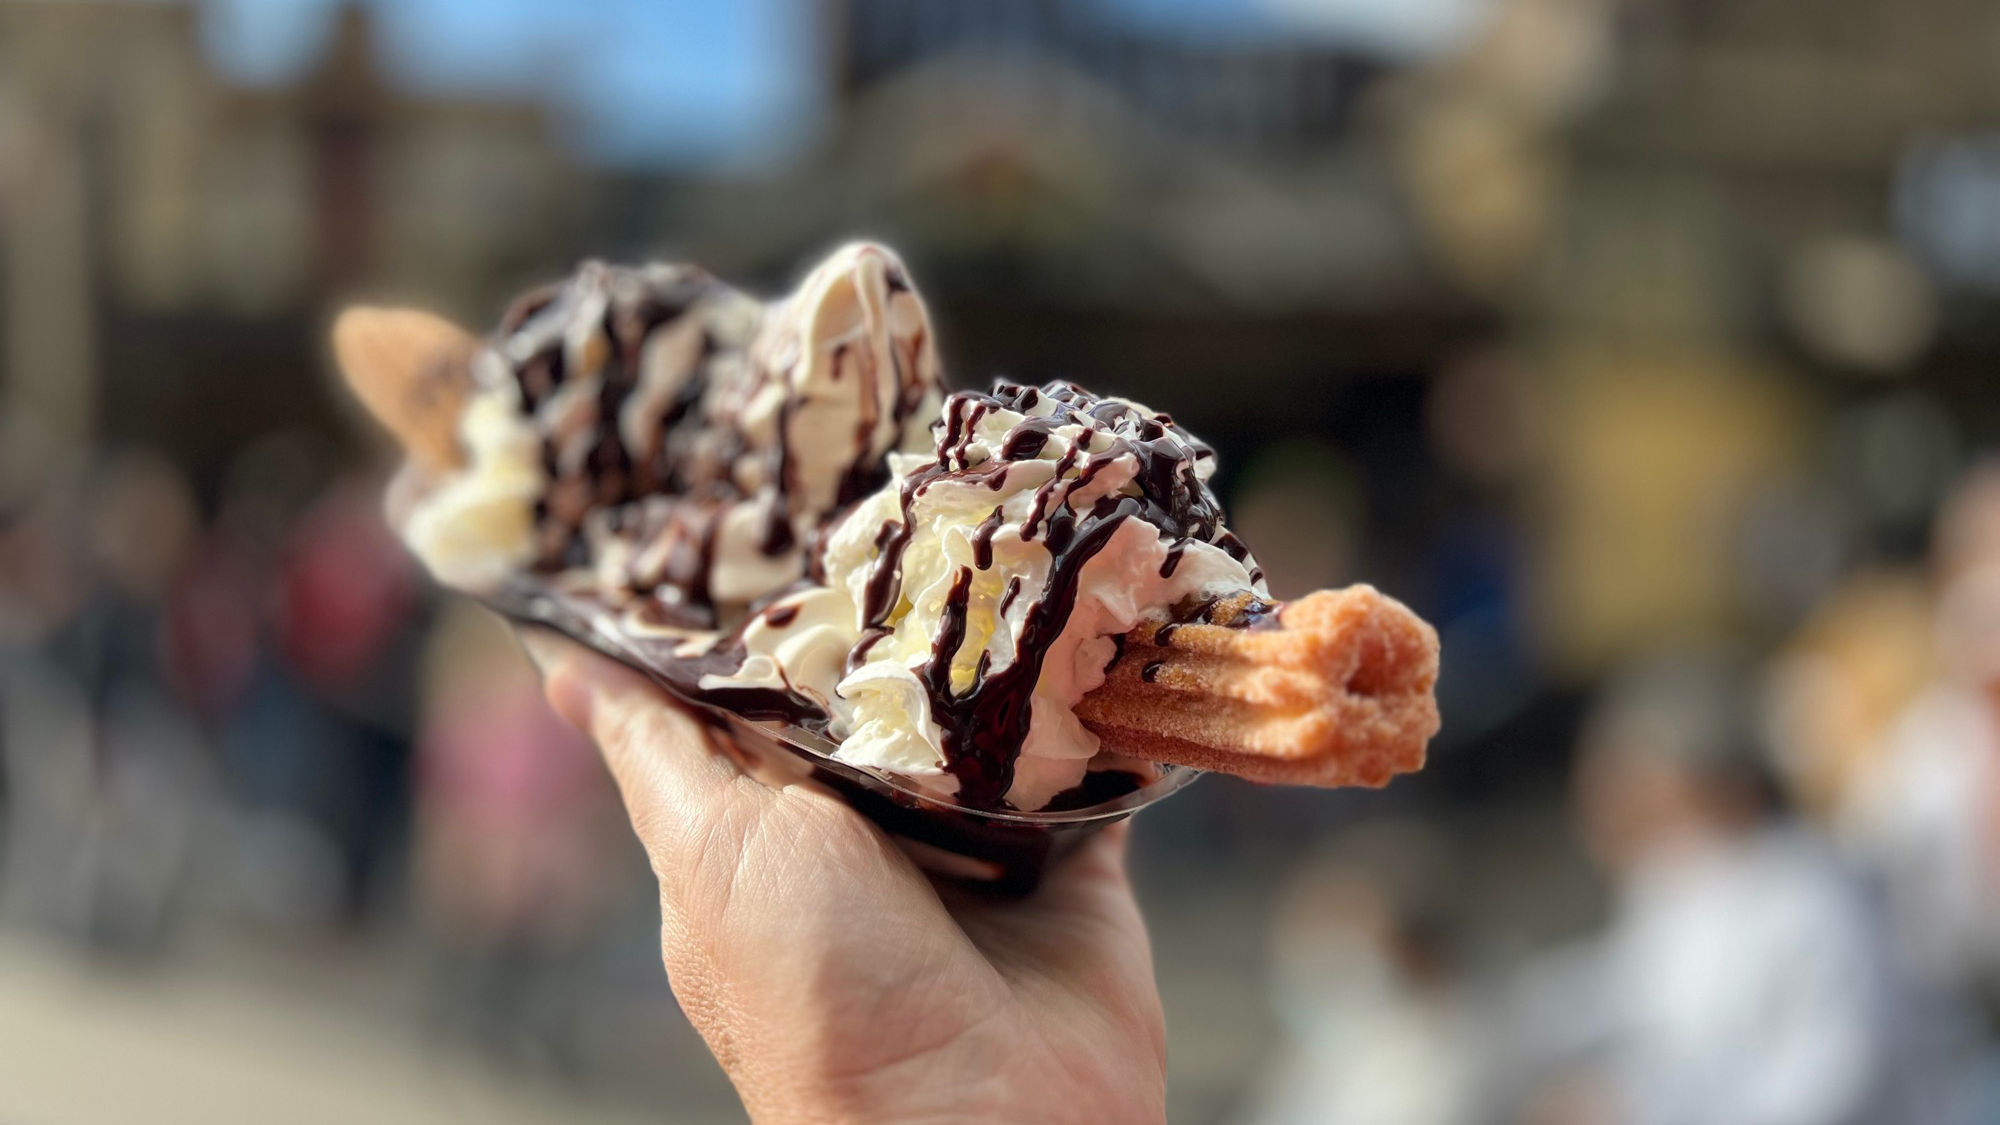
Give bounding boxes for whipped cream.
[402,381,546,591]
[399,243,941,623]
[391,246,1266,812]
[715,382,1263,810]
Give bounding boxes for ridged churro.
[1076,588,1440,787]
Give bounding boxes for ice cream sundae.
[336,243,1440,821]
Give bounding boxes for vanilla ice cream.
[398,242,942,626]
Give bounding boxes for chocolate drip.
[999,416,1057,461]
[1213,593,1282,629]
[846,625,891,675]
[484,255,939,625]
[516,370,1249,813]
[920,498,1148,807]
[760,499,797,556]
[862,515,914,629]
[631,594,713,633]
[971,507,1005,570]
[827,378,1253,808]
[1020,444,1078,542]
[1140,660,1165,683]
[1040,767,1145,812]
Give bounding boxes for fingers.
[516,628,762,850]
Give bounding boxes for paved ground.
[0,935,738,1125]
[0,841,1280,1125]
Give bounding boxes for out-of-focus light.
[1895,135,2000,293]
[1399,100,1554,295]
[1780,237,1937,375]
[1457,0,1610,122]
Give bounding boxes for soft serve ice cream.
[389,244,1266,811]
[399,242,942,620]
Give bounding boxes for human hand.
[518,631,1168,1124]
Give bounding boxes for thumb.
[516,628,764,853]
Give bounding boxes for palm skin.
[522,631,1168,1124]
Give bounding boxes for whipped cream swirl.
[717,381,1264,809]
[402,243,942,625]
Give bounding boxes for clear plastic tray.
[491,585,1201,893]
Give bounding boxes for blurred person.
[412,603,630,1071]
[0,429,86,922]
[160,509,264,726]
[1509,654,1892,1125]
[1235,821,1490,1125]
[1761,570,1934,822]
[216,467,425,929]
[1421,350,1539,745]
[1759,569,2000,1125]
[0,414,90,647]
[1831,460,2000,995]
[162,429,337,726]
[2,449,212,950]
[1932,460,2000,581]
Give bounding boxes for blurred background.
[3,0,2000,1121]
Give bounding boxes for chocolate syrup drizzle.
[483,266,1257,811]
[580,378,1256,810]
[489,257,933,630]
[843,380,1252,807]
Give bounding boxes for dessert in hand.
[335,244,1440,812]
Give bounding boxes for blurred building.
[831,0,1383,155]
[1496,0,2000,670]
[688,0,1489,389]
[0,2,573,483]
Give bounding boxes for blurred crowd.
[6,419,2000,1125]
[0,421,675,1080]
[1236,460,2000,1125]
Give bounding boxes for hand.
[518,631,1168,1124]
